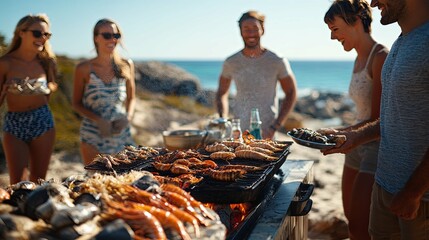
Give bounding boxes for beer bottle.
[250,108,262,139]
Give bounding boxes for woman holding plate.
[322,0,389,239]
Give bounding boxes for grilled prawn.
[205,143,233,153]
[235,150,277,161]
[218,164,264,172]
[235,145,274,156]
[221,140,245,149]
[205,168,246,182]
[209,151,236,161]
[248,142,283,152]
[152,162,172,171]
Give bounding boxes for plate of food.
[287,128,344,150]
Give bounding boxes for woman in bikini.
[322,1,389,239]
[0,14,58,184]
[72,18,136,165]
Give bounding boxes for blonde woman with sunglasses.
[0,14,58,184]
[72,18,136,165]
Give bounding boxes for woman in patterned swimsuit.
[323,1,389,239]
[72,18,136,165]
[0,14,58,184]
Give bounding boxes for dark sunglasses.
[24,30,52,39]
[99,32,121,40]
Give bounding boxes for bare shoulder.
[75,59,92,74]
[375,44,389,59]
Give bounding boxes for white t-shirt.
[221,49,292,134]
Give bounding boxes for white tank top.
[349,44,379,122]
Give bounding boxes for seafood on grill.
[250,139,288,149]
[235,150,278,161]
[154,149,203,164]
[195,160,218,169]
[209,151,236,161]
[203,168,247,182]
[161,184,216,221]
[170,164,193,175]
[217,164,264,172]
[152,161,173,171]
[248,142,283,152]
[235,144,274,156]
[220,140,245,149]
[104,200,177,240]
[79,173,220,239]
[176,174,204,186]
[204,143,233,153]
[154,175,184,187]
[173,158,192,166]
[0,169,224,240]
[85,146,166,172]
[154,174,204,189]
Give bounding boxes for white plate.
[287,132,336,150]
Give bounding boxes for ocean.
[163,60,354,97]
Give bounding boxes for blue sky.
[1,0,401,60]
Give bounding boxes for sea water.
[165,60,353,97]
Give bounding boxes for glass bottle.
[231,118,243,142]
[249,108,262,139]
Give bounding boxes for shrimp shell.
[209,151,236,161]
[204,143,233,153]
[235,145,274,156]
[173,159,191,166]
[160,184,216,221]
[170,164,193,174]
[218,164,264,172]
[252,139,288,149]
[206,169,246,181]
[235,150,278,161]
[248,142,283,152]
[152,162,172,171]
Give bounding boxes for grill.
[189,150,289,203]
[84,142,315,239]
[132,142,292,203]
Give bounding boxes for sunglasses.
[24,30,52,39]
[99,32,121,40]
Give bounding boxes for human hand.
[48,82,58,92]
[112,117,129,134]
[317,128,338,135]
[97,118,112,137]
[390,190,421,220]
[320,131,356,155]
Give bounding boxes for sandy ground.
[0,102,349,239]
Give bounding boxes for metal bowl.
[162,130,207,150]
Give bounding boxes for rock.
[293,90,356,125]
[135,61,201,97]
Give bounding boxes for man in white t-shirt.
[216,10,297,139]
